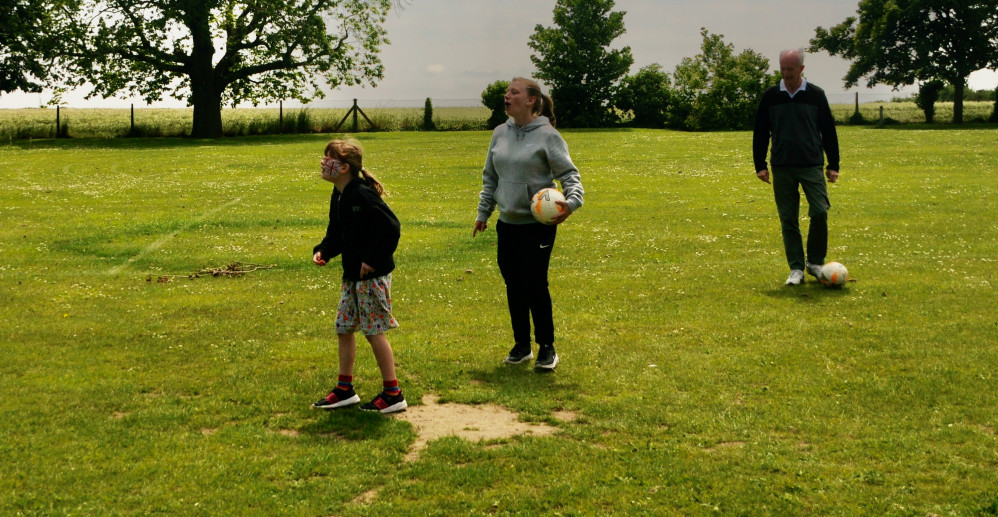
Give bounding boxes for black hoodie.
[313,180,400,281]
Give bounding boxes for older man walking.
[753,48,840,286]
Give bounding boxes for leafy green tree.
[481,79,510,128]
[670,28,770,131]
[59,0,394,137]
[0,0,76,95]
[615,64,672,128]
[528,0,633,127]
[914,79,945,123]
[810,0,998,124]
[991,86,998,123]
[422,97,435,131]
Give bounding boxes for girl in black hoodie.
[310,139,406,414]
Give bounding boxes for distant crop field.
[832,100,995,125]
[0,106,493,139]
[1,101,993,140]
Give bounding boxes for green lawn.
[1,128,996,515]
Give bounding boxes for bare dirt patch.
[552,410,578,422]
[351,488,378,505]
[393,394,561,462]
[704,441,747,452]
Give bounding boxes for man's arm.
[752,91,772,174]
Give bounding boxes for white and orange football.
[531,188,566,225]
[820,262,850,287]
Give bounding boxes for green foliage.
[810,0,998,124]
[58,0,394,137]
[891,86,997,103]
[936,85,997,102]
[915,80,945,123]
[422,97,435,131]
[992,86,998,123]
[669,28,770,131]
[0,0,76,94]
[1,129,997,514]
[481,79,510,129]
[528,0,633,127]
[615,64,672,128]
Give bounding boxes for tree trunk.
[186,2,223,138]
[190,81,223,138]
[953,78,965,124]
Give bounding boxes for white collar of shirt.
[780,77,808,98]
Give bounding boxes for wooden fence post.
[333,99,376,133]
[352,99,359,132]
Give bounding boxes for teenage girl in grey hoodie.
[473,77,584,370]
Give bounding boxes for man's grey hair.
[779,48,805,66]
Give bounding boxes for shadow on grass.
[761,283,852,302]
[857,121,998,131]
[464,361,583,404]
[4,127,648,151]
[298,407,398,441]
[3,133,341,151]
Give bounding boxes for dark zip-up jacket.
[313,180,400,282]
[753,82,840,173]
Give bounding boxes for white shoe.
[806,262,823,278]
[785,270,805,286]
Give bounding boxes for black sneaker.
[360,391,407,414]
[535,344,559,370]
[312,387,360,410]
[503,343,533,365]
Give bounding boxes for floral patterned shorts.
[335,273,399,335]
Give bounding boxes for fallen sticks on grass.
[145,262,277,283]
[190,262,277,278]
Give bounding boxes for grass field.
[1,127,996,515]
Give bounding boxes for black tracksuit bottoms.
[496,220,557,346]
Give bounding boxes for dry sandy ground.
[393,394,577,461]
[347,394,578,504]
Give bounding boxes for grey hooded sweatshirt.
[477,116,584,225]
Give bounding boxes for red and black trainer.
[360,391,407,414]
[312,388,360,410]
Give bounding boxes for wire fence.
[2,93,995,140]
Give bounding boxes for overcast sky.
[2,0,996,109]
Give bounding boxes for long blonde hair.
[323,139,386,197]
[512,76,557,128]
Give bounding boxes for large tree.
[810,0,998,124]
[669,28,770,131]
[528,0,633,127]
[0,0,75,95]
[58,0,394,137]
[614,64,672,128]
